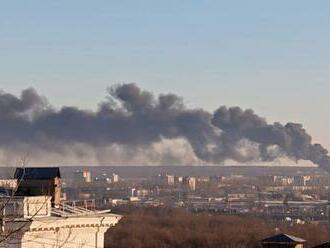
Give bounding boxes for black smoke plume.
[0,84,329,170]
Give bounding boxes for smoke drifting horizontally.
[0,84,329,170]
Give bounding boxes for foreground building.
[0,167,122,248]
[14,167,62,206]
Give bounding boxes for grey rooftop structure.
[14,167,61,180]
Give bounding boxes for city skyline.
[1,2,330,248]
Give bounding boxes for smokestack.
[0,83,329,169]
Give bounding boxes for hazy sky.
[1,1,330,149]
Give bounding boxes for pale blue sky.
[0,1,330,148]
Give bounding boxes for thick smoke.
[0,84,329,170]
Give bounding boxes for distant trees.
[105,208,329,248]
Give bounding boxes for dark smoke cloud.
[0,84,329,170]
[212,107,330,170]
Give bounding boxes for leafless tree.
[0,155,52,245]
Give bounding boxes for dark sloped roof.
[14,167,61,180]
[313,242,330,248]
[0,187,12,196]
[261,234,306,244]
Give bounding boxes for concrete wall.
[0,196,51,219]
[0,179,17,189]
[0,214,121,248]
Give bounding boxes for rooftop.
[313,242,330,248]
[261,233,306,244]
[14,167,61,180]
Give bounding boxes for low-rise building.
[261,233,306,248]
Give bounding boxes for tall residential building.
[184,177,196,191]
[83,169,92,183]
[74,169,92,183]
[112,173,119,183]
[166,175,175,186]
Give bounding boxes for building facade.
[0,167,122,248]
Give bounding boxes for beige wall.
[0,196,51,219]
[0,214,121,248]
[0,179,17,189]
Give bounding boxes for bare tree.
[0,155,52,245]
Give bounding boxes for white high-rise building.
[83,169,92,183]
[112,173,119,183]
[74,169,92,183]
[183,176,196,191]
[166,175,175,186]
